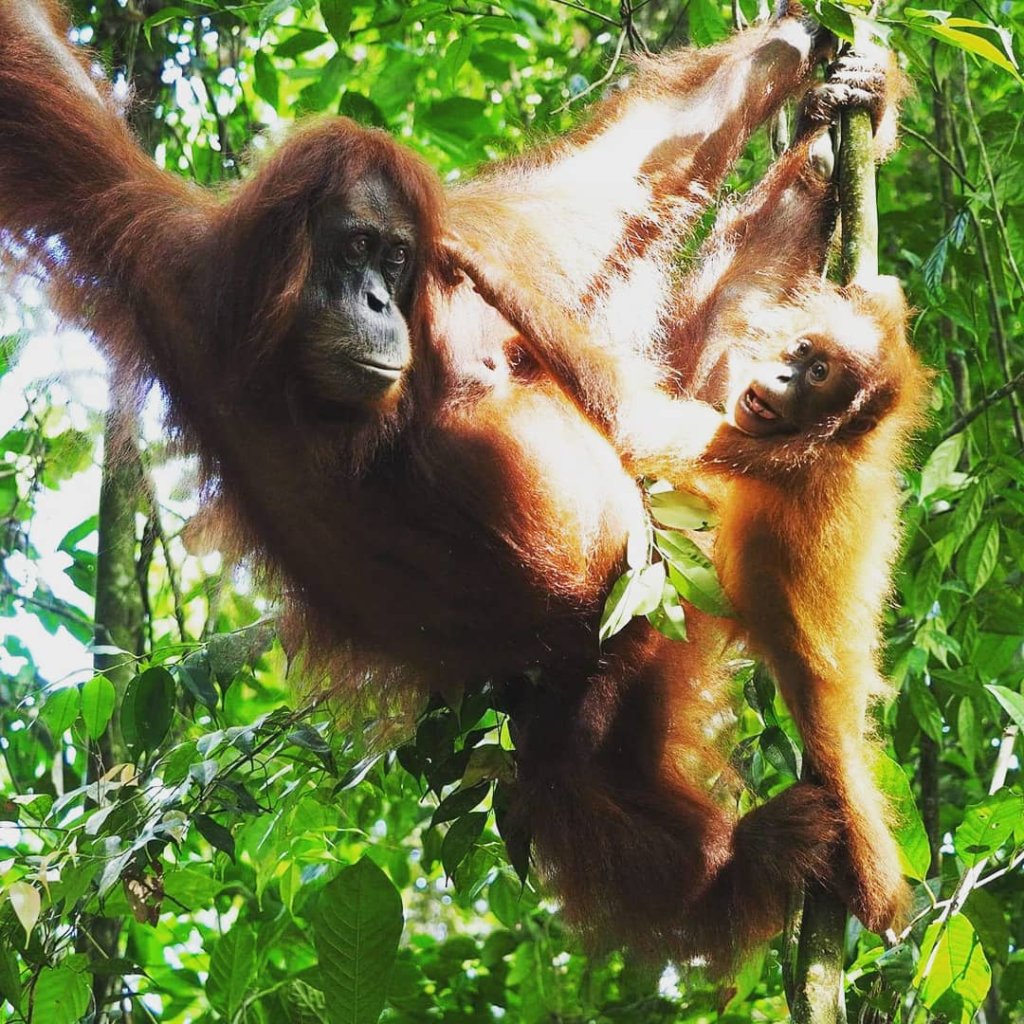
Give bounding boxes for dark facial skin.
[732,335,862,438]
[297,172,418,407]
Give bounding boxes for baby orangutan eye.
[807,359,830,384]
[794,339,813,358]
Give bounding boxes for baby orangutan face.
[723,278,912,443]
[730,333,864,438]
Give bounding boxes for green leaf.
[253,49,280,111]
[121,666,176,754]
[298,51,349,112]
[30,960,90,1024]
[905,13,1023,82]
[441,812,487,878]
[962,520,999,594]
[163,867,225,906]
[957,697,980,772]
[649,488,718,530]
[207,925,256,1020]
[920,433,965,498]
[339,91,386,128]
[194,814,236,861]
[274,28,329,59]
[657,531,733,617]
[913,914,992,1023]
[907,676,944,742]
[43,429,91,485]
[39,687,80,737]
[260,0,298,33]
[875,754,931,881]
[440,34,473,91]
[0,940,21,1013]
[813,0,855,43]
[176,654,219,710]
[321,0,354,43]
[646,581,688,641]
[313,859,404,1024]
[57,515,98,554]
[599,562,665,642]
[985,684,1024,731]
[688,0,727,45]
[954,792,1023,867]
[759,726,799,779]
[80,675,116,740]
[431,782,490,828]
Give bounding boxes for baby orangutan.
[649,278,930,931]
[458,118,929,941]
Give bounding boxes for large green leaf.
[913,914,992,1023]
[121,667,176,754]
[31,958,90,1024]
[875,754,930,881]
[955,791,1024,867]
[313,859,404,1024]
[207,925,257,1020]
[80,675,116,740]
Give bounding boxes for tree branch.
[940,369,1024,442]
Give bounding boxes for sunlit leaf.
[954,791,1023,867]
[39,687,80,737]
[599,561,666,642]
[985,684,1024,731]
[920,433,966,498]
[647,581,688,641]
[80,675,116,740]
[875,754,931,880]
[913,913,992,1022]
[7,882,40,944]
[649,488,718,530]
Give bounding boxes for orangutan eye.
[794,339,813,358]
[385,245,408,267]
[345,233,371,261]
[808,360,830,384]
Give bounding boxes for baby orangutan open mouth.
[742,387,778,422]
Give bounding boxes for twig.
[902,126,975,191]
[960,53,1024,300]
[548,0,622,27]
[620,0,650,54]
[5,589,96,632]
[940,370,1024,441]
[554,28,628,112]
[948,62,1024,445]
[975,847,1024,889]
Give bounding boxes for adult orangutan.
[0,0,905,965]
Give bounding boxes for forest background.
[1,0,1023,1022]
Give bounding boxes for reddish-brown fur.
[1,1,863,967]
